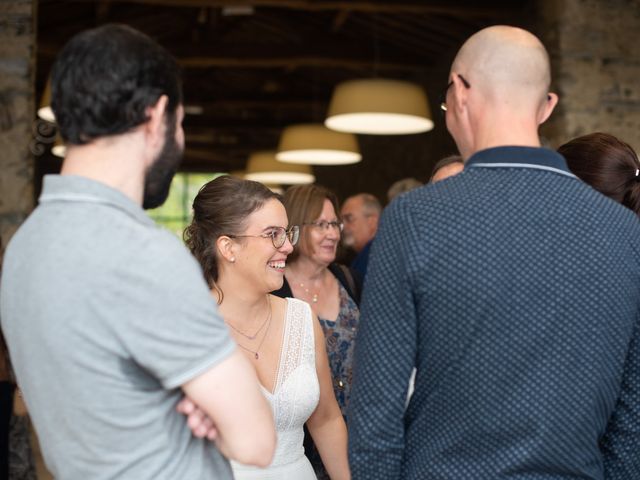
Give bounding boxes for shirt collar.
[39,174,155,226]
[466,146,575,178]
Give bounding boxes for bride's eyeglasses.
[229,225,300,249]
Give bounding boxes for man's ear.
[144,95,169,148]
[452,75,469,113]
[538,92,558,125]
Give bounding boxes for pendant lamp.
[229,169,283,194]
[325,79,433,135]
[244,151,315,185]
[37,77,55,123]
[276,124,361,165]
[52,135,66,158]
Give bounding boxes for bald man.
[348,26,640,479]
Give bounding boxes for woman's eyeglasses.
[303,221,344,232]
[229,225,300,249]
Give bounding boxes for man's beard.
[143,114,184,210]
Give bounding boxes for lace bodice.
[258,298,320,467]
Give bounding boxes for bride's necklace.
[225,296,272,360]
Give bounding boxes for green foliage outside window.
[148,172,225,238]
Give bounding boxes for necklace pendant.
[255,352,259,360]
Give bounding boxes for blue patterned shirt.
[348,147,640,479]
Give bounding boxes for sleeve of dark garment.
[347,197,418,480]
[600,310,640,479]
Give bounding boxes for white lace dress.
[231,298,320,479]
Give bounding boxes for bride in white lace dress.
[184,176,350,479]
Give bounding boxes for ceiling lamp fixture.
[276,124,361,165]
[37,77,55,123]
[244,151,315,185]
[52,135,66,158]
[325,78,433,135]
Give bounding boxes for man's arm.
[182,348,276,467]
[348,198,418,479]
[600,312,640,479]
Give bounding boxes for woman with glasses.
[273,184,361,480]
[183,175,349,480]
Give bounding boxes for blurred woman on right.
[558,132,640,215]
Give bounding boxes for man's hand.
[176,396,218,441]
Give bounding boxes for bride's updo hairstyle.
[184,175,279,300]
[558,132,640,216]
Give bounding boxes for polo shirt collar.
[466,146,575,178]
[39,174,155,226]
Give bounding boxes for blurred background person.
[387,177,422,203]
[185,176,349,480]
[558,132,640,216]
[340,193,381,279]
[430,154,464,183]
[273,184,361,479]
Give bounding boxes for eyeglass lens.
[317,221,343,231]
[273,226,299,248]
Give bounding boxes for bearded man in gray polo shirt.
[0,24,275,479]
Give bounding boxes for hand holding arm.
[182,348,276,467]
[176,396,218,441]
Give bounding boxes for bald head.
[446,26,557,158]
[453,25,551,106]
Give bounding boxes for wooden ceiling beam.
[102,0,517,18]
[178,55,425,70]
[184,98,324,110]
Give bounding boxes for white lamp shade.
[325,78,433,135]
[245,151,315,185]
[276,124,361,165]
[37,77,56,123]
[52,135,65,158]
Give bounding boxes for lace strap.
[275,298,315,393]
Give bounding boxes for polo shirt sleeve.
[348,195,419,480]
[112,231,236,390]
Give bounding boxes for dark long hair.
[558,132,640,216]
[184,175,279,301]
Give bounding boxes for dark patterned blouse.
[317,282,360,418]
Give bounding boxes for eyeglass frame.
[439,74,471,113]
[228,225,300,249]
[302,220,344,232]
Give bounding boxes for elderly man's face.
[341,197,378,253]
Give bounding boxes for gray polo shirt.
[1,175,236,479]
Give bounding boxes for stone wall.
[537,0,640,151]
[0,0,36,252]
